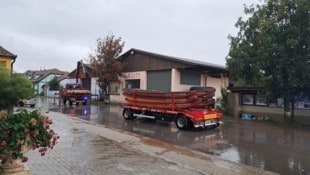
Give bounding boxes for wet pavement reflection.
[38,97,309,175]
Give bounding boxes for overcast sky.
[1,0,260,73]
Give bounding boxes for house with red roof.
[24,68,68,95]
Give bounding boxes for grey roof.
[0,45,17,58]
[24,68,69,83]
[119,48,227,70]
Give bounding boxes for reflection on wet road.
[37,97,310,175]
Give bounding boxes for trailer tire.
[123,109,133,120]
[175,115,188,130]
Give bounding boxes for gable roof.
[118,48,227,70]
[67,60,94,79]
[0,45,17,58]
[24,68,68,83]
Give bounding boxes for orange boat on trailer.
[121,88,223,130]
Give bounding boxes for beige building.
[111,48,229,103]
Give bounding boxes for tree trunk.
[99,84,110,104]
[104,84,111,104]
[283,71,291,123]
[283,95,290,123]
[291,98,295,123]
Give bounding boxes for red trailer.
[121,88,223,130]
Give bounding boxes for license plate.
[204,114,217,119]
[205,120,214,125]
[205,120,211,124]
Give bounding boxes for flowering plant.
[0,109,59,170]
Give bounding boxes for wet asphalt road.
[36,97,310,175]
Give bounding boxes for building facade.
[227,87,310,125]
[112,48,229,102]
[0,45,17,76]
[24,69,68,95]
[62,49,229,103]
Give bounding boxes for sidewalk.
[25,111,278,175]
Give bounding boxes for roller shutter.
[147,70,171,92]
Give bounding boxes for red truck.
[57,61,93,106]
[59,83,91,106]
[121,87,223,130]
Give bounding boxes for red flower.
[21,157,28,162]
[32,144,38,150]
[0,140,6,148]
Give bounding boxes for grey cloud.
[0,0,259,73]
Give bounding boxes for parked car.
[18,98,36,108]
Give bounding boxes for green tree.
[88,34,125,103]
[227,0,310,123]
[0,67,34,110]
[48,77,60,91]
[218,87,229,115]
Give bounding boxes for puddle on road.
[139,136,211,161]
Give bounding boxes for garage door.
[147,70,171,92]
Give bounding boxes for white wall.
[206,76,228,98]
[111,71,147,103]
[90,77,99,100]
[121,71,147,89]
[46,90,59,97]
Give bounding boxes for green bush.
[0,67,34,110]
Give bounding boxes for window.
[239,89,310,109]
[110,82,120,95]
[255,95,267,106]
[125,79,140,89]
[241,94,254,105]
[180,71,200,85]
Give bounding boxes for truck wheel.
[175,115,188,130]
[123,109,133,120]
[63,98,67,105]
[19,101,24,107]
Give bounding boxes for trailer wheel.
[175,115,188,130]
[123,109,133,120]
